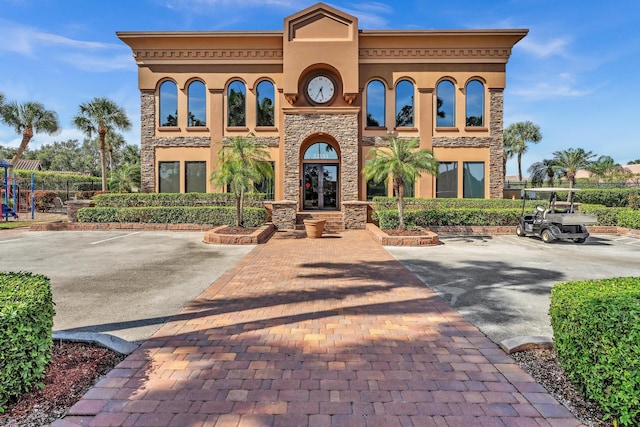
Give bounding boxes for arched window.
[303,142,339,160]
[366,80,385,127]
[465,79,485,127]
[227,80,246,127]
[188,80,206,127]
[436,80,455,127]
[159,80,178,127]
[395,80,414,127]
[256,80,275,127]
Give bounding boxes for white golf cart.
[516,187,598,243]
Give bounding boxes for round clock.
[306,75,335,104]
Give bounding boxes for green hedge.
[550,277,640,426]
[558,188,640,207]
[0,272,55,412]
[618,210,640,229]
[372,196,538,211]
[579,204,623,226]
[377,208,522,229]
[92,192,265,208]
[78,206,267,227]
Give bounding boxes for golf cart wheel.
[516,224,525,237]
[541,229,553,243]
[573,238,586,244]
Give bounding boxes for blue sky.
[0,0,638,176]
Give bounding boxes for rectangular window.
[436,162,458,198]
[463,162,485,198]
[254,161,275,200]
[185,161,207,193]
[367,179,388,201]
[159,161,180,193]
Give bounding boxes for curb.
[53,331,140,355]
[499,335,553,354]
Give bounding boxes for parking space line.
[91,232,143,245]
[0,238,23,244]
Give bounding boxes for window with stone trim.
[395,80,414,127]
[436,162,458,198]
[185,161,207,193]
[465,80,485,127]
[159,161,180,193]
[436,80,455,127]
[159,80,178,127]
[463,162,485,198]
[188,81,207,127]
[227,80,246,127]
[256,80,275,127]
[366,79,385,127]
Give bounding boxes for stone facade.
[283,111,359,205]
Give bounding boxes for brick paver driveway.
[54,230,582,427]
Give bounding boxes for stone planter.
[303,219,326,238]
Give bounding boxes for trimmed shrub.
[618,209,640,230]
[78,206,267,227]
[0,272,55,412]
[629,194,640,210]
[92,192,265,208]
[372,196,538,211]
[32,191,57,212]
[579,204,622,226]
[550,277,640,426]
[564,188,640,207]
[377,208,522,229]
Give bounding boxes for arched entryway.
[301,141,340,210]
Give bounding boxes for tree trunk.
[396,179,405,230]
[567,173,575,205]
[99,129,108,192]
[517,152,523,182]
[10,127,34,167]
[237,189,244,227]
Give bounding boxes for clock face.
[306,75,335,104]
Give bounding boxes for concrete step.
[296,211,345,232]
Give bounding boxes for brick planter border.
[203,224,275,244]
[366,223,440,246]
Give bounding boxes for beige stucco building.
[118,3,527,214]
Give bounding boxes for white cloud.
[511,81,593,100]
[0,19,130,74]
[517,36,570,58]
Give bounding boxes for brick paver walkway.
[53,230,583,427]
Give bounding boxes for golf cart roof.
[526,187,581,192]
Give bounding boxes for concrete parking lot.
[387,233,640,343]
[0,230,253,344]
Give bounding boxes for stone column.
[489,89,504,199]
[342,201,369,229]
[271,200,297,230]
[140,90,156,193]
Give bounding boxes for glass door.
[303,164,338,210]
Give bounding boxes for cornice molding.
[359,48,512,63]
[133,49,284,63]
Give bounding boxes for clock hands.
[316,87,324,102]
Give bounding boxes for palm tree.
[0,101,59,166]
[109,163,141,193]
[503,138,517,182]
[73,98,131,191]
[210,136,273,227]
[104,131,126,174]
[363,137,438,230]
[528,159,559,187]
[587,155,625,182]
[552,148,595,204]
[504,121,542,181]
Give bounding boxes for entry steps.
[296,211,345,233]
